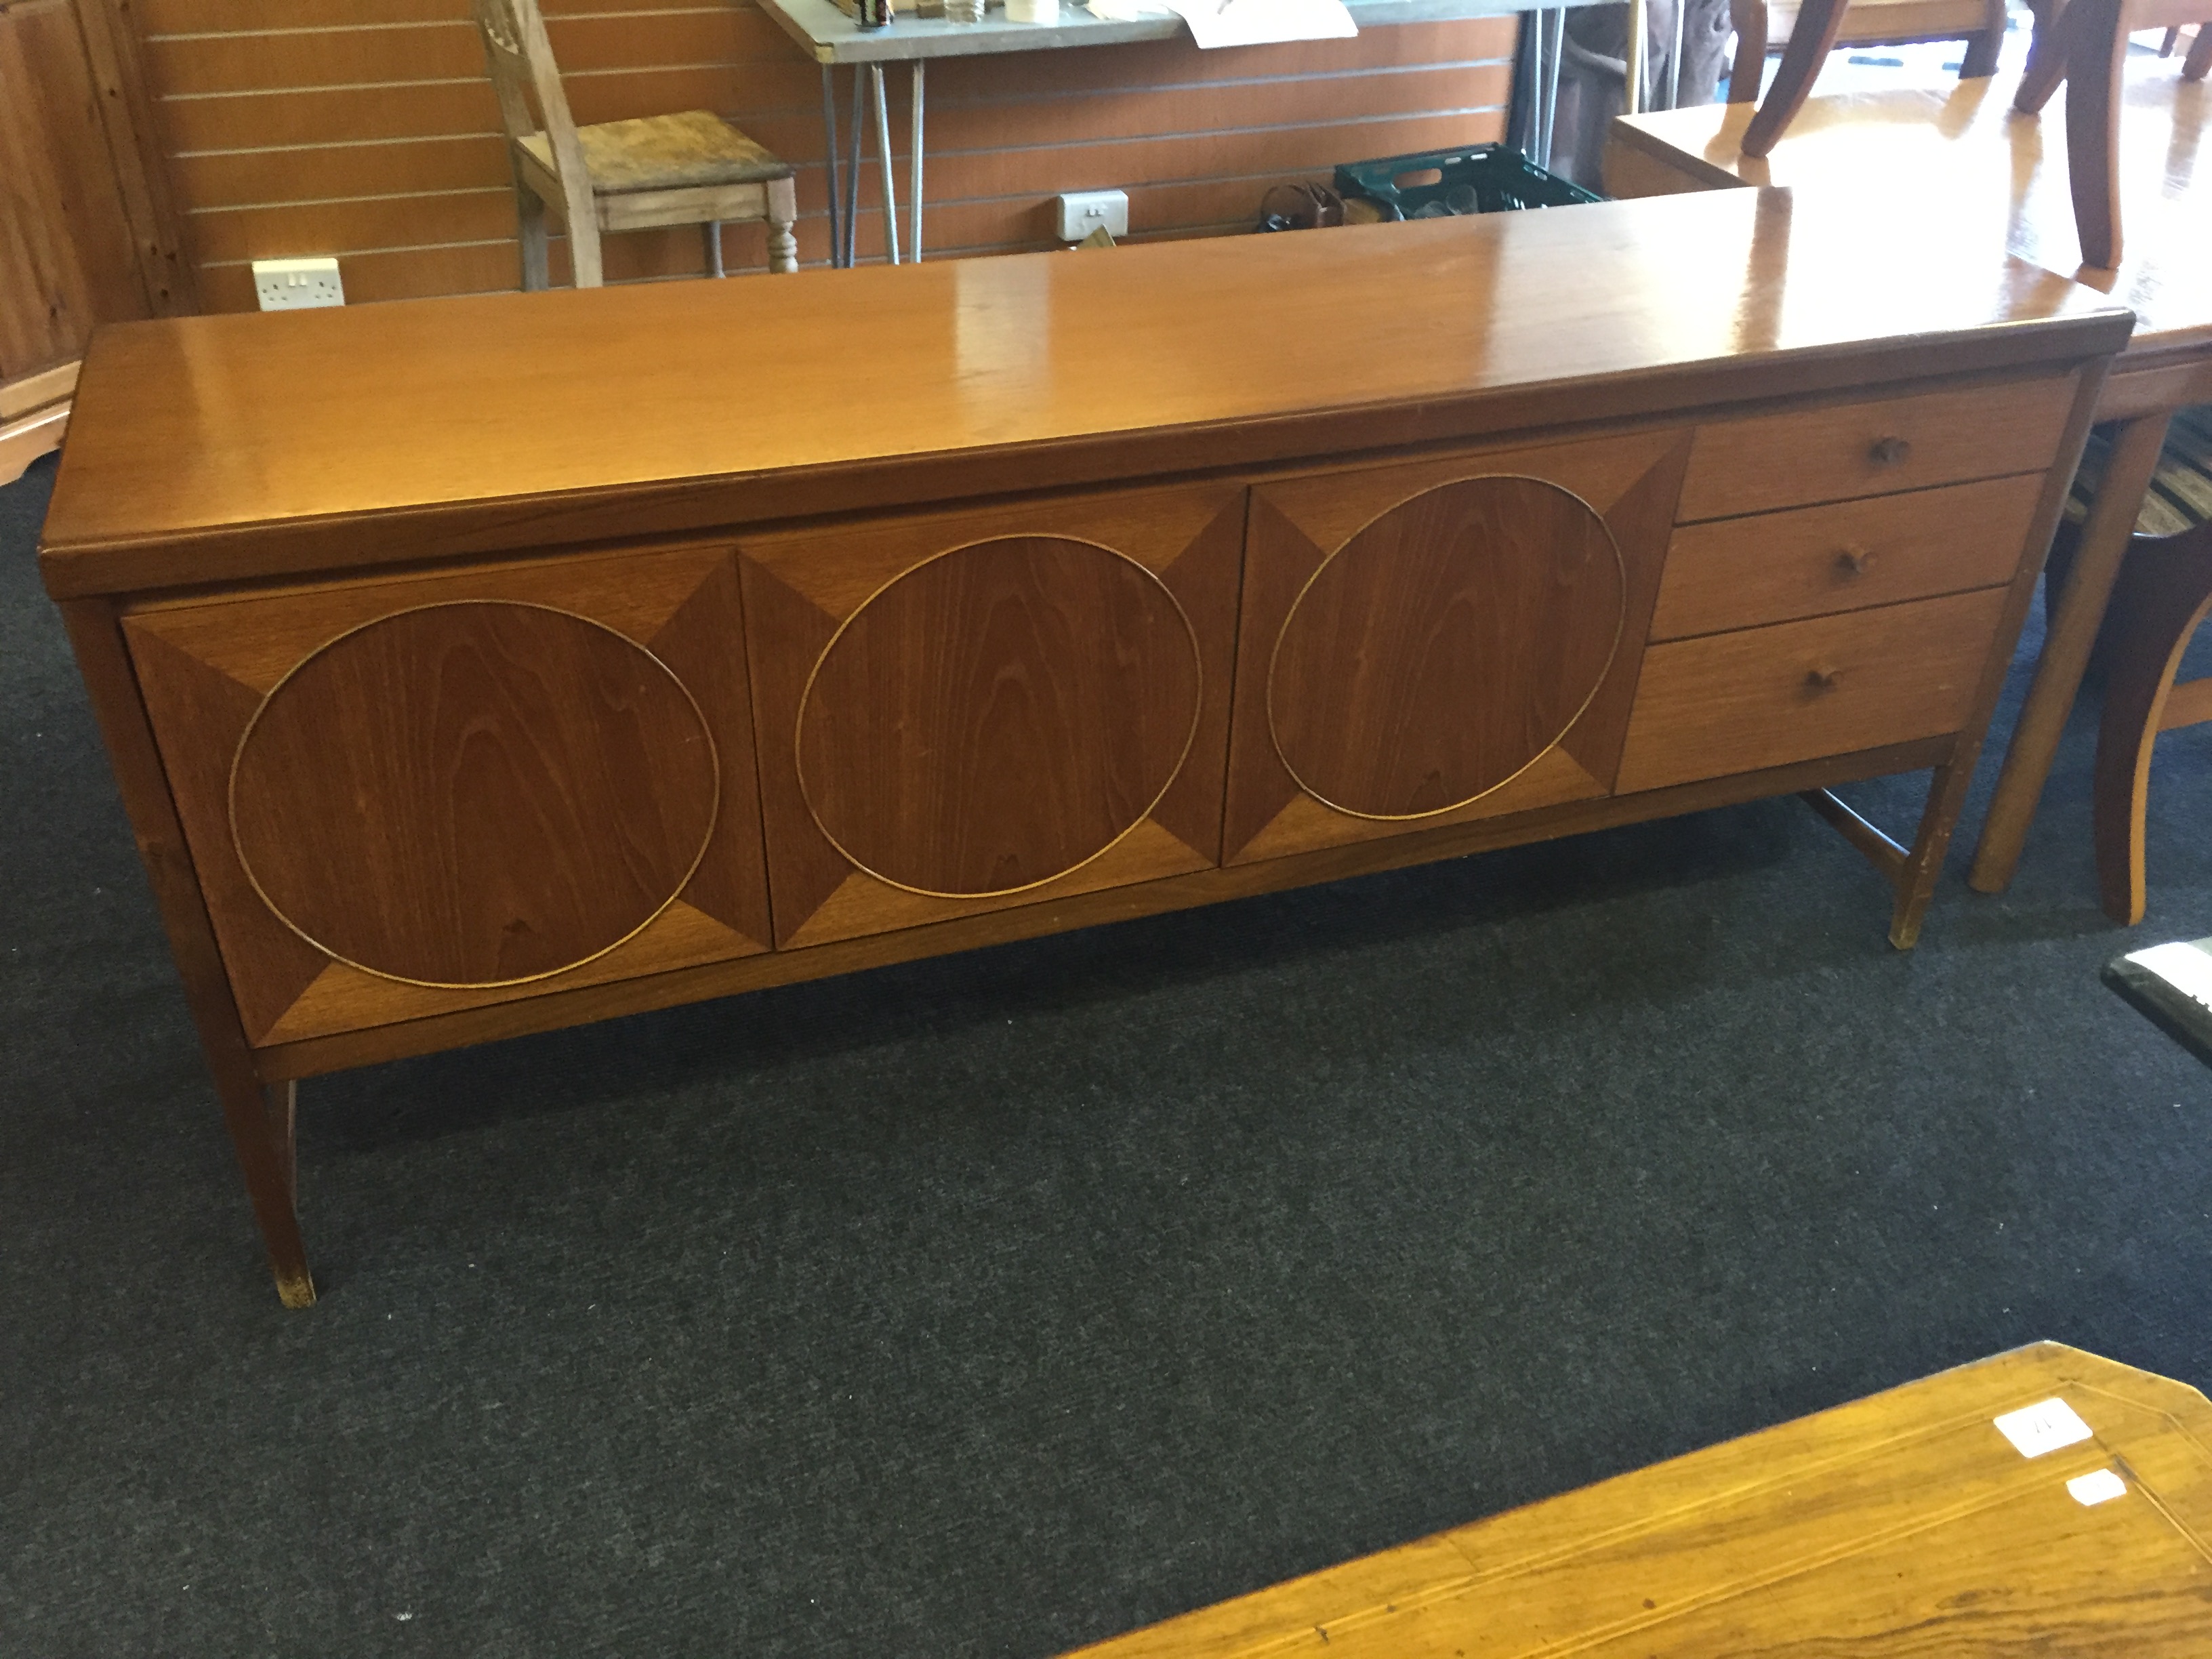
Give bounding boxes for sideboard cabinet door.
[1224,429,1692,865]
[739,482,1246,947]
[123,541,773,1048]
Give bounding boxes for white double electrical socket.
[252,257,345,310]
[1056,190,1129,243]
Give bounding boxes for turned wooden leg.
[216,1071,314,1306]
[1971,412,2173,894]
[2062,0,2125,267]
[516,186,550,292]
[1740,0,1849,156]
[703,220,725,278]
[2093,532,2212,923]
[2182,24,2212,79]
[766,176,799,273]
[1959,0,2007,76]
[1728,0,1769,102]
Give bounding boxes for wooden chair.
[1728,0,2011,115]
[469,0,798,289]
[2013,0,2210,266]
[2080,406,2212,922]
[2046,407,2212,922]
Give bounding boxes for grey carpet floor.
[4,447,2209,1657]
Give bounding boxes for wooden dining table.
[1604,58,2212,898]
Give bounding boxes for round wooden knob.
[1805,665,1843,693]
[1834,545,1872,580]
[1868,435,1912,466]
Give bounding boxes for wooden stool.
[470,0,798,289]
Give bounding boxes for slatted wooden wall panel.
[134,0,1515,308]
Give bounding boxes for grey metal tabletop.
[755,0,1544,65]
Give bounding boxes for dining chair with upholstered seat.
[469,0,798,289]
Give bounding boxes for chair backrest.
[470,0,590,200]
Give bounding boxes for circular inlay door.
[1268,476,1625,819]
[796,536,1202,897]
[230,601,719,987]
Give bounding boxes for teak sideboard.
[39,190,2130,1305]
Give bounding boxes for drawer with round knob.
[1614,587,2013,794]
[1675,377,2077,521]
[1650,472,2044,640]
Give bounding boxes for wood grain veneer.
[39,192,2131,1302]
[1063,1342,2212,1657]
[1651,472,2045,639]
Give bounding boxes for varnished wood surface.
[1652,471,2045,638]
[39,190,2131,597]
[122,542,773,1046]
[0,0,155,380]
[227,602,720,988]
[1268,476,1624,820]
[1063,1342,2212,1657]
[796,534,1201,897]
[255,733,1963,1082]
[1225,430,1689,865]
[1607,61,2212,359]
[1677,375,2076,519]
[1616,587,2013,792]
[741,481,1242,948]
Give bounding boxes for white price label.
[1992,1397,2094,1458]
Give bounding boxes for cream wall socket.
[252,257,345,310]
[1056,190,1129,243]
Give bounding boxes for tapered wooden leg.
[1888,760,1976,949]
[2093,532,2212,923]
[766,176,799,273]
[56,598,320,1309]
[2062,0,2125,267]
[1728,0,1768,102]
[2013,0,2078,112]
[1959,0,2007,76]
[217,1071,314,1306]
[516,186,550,292]
[1740,0,1849,155]
[2182,24,2212,80]
[1971,411,2172,894]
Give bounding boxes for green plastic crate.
[1334,144,1603,221]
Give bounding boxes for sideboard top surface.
[41,188,2129,597]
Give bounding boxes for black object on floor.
[3,447,2210,1657]
[2106,937,2212,1067]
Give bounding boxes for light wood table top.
[1609,62,2212,379]
[40,188,2123,597]
[1065,1342,2212,1656]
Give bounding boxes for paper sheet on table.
[1168,0,1356,47]
[1086,0,1175,17]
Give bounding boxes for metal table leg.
[1624,0,1647,112]
[909,60,925,262]
[821,64,844,268]
[843,66,865,268]
[1543,8,1565,166]
[871,63,900,264]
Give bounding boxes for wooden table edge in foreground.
[1062,1341,2212,1656]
